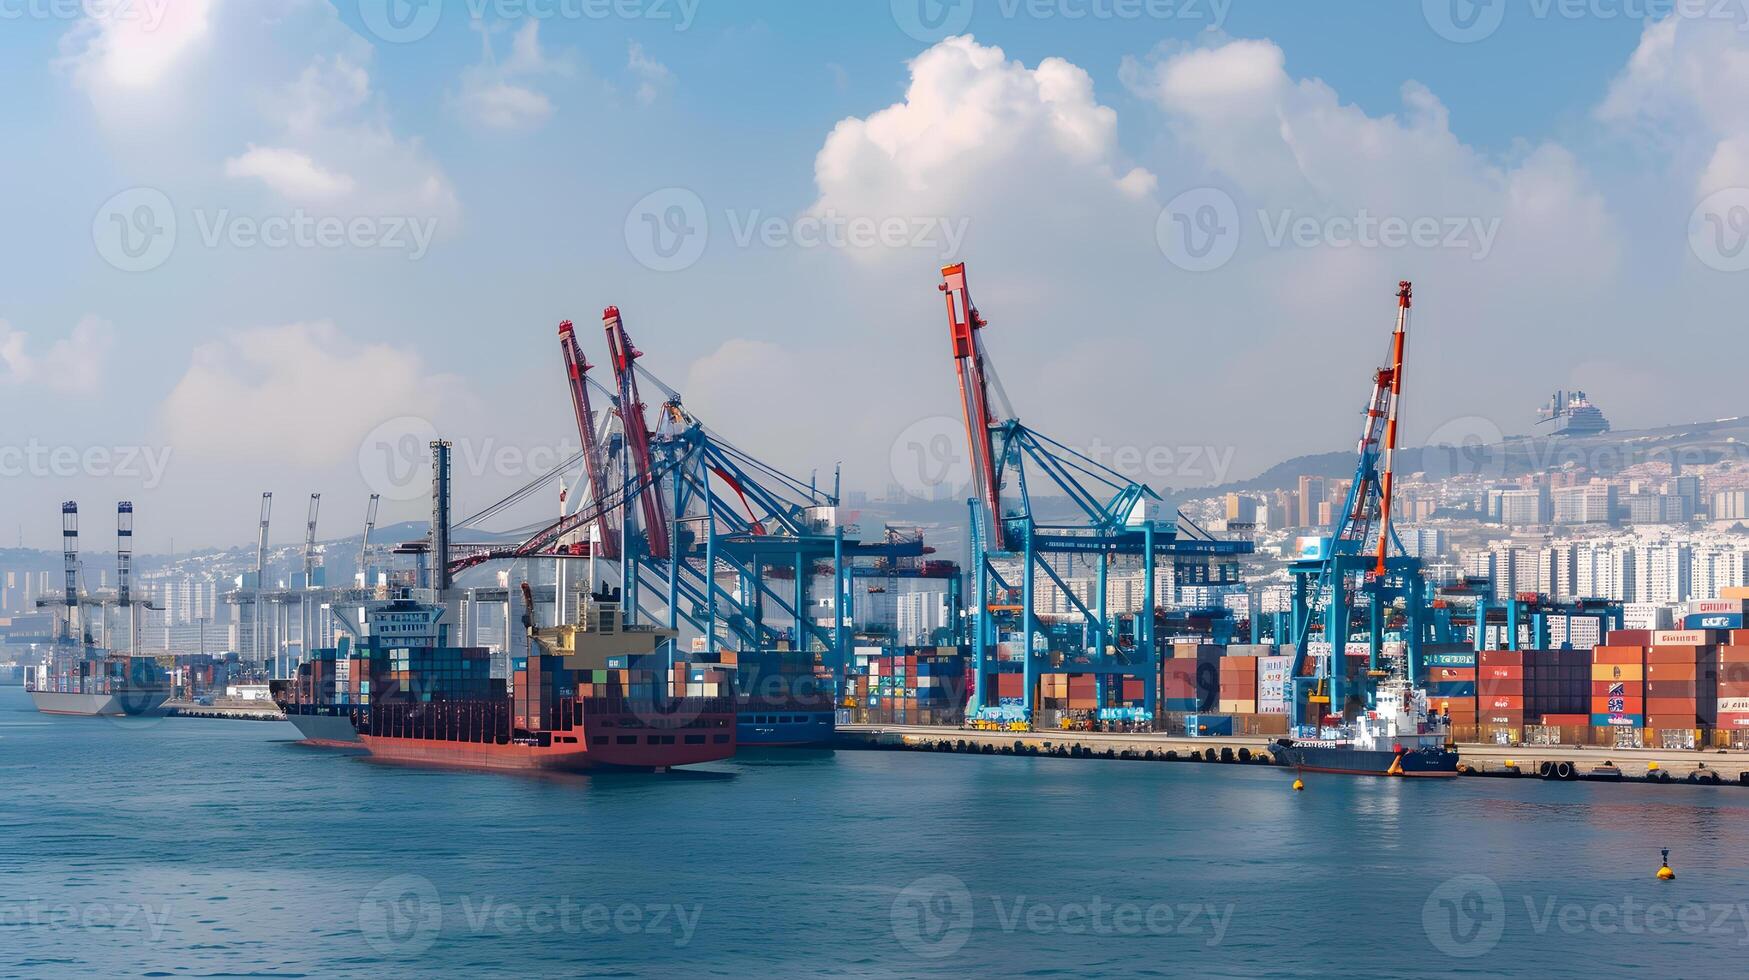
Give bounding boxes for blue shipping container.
[1685,613,1744,630]
[1184,714,1234,736]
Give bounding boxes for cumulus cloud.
[224,145,355,201]
[1598,15,1749,193]
[0,317,116,395]
[454,21,572,131]
[157,322,467,467]
[811,35,1155,259]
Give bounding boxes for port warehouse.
[26,266,1749,754]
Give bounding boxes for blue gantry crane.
[940,263,1252,727]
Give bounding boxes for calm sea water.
[4,684,1749,979]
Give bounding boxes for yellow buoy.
[1647,762,1660,771]
[1657,849,1675,881]
[1292,779,1305,792]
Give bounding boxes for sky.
[1,0,1747,552]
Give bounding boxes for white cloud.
[245,54,460,225]
[0,316,116,395]
[454,21,572,131]
[224,145,355,201]
[157,322,467,467]
[627,41,675,107]
[1598,16,1749,193]
[61,0,217,94]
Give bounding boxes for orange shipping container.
[1479,651,1524,667]
[1593,646,1646,665]
[1646,698,1700,716]
[1480,665,1524,681]
[1645,662,1699,681]
[1647,646,1708,665]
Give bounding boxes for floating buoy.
[1292,778,1305,792]
[1657,848,1675,881]
[1647,761,1660,771]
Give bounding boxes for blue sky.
[1,1,1745,550]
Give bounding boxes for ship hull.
[29,690,170,717]
[358,733,734,773]
[738,709,835,747]
[283,709,363,747]
[1273,742,1459,778]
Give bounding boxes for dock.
[835,724,1749,785]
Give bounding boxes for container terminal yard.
[21,266,1749,785]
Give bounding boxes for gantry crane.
[941,263,1253,724]
[1285,281,1431,727]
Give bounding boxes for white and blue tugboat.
[1271,677,1459,778]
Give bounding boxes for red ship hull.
[358,732,733,772]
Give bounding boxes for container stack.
[1524,649,1590,722]
[1162,644,1220,713]
[1218,656,1258,714]
[1257,655,1291,715]
[1716,643,1749,744]
[849,649,970,725]
[1423,648,1477,740]
[1644,644,1716,739]
[1590,645,1646,735]
[1478,650,1524,742]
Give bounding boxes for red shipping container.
[1478,679,1524,698]
[1430,667,1476,682]
[1484,695,1524,710]
[1717,713,1749,728]
[1483,711,1525,726]
[1541,713,1589,726]
[1480,664,1524,681]
[1606,630,1654,646]
[1716,680,1749,698]
[1592,680,1645,696]
[1645,681,1700,698]
[1645,715,1701,730]
[1122,679,1144,701]
[1479,651,1525,667]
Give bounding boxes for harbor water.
[3,686,1748,979]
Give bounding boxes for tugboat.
[1271,677,1459,778]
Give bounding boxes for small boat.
[1271,677,1459,778]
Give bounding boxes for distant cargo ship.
[1270,678,1458,778]
[26,653,171,717]
[727,649,836,747]
[280,587,736,773]
[1538,390,1610,437]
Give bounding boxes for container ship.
[280,586,736,773]
[1270,678,1459,777]
[26,652,171,717]
[719,648,836,747]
